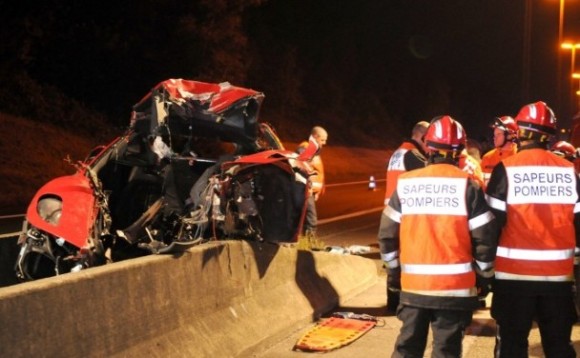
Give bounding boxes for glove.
[476,274,494,299]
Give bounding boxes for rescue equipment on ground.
[293,312,380,352]
[326,245,371,255]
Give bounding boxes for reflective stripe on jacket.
[385,140,426,205]
[485,148,579,282]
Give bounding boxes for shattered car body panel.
[132,79,266,154]
[16,79,312,281]
[26,172,96,249]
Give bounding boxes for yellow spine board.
[293,317,376,352]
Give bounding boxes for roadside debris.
[326,245,371,255]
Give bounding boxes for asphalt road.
[317,180,384,220]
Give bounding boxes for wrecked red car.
[15,79,312,281]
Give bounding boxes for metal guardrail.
[0,214,24,220]
[325,178,385,188]
[0,214,24,238]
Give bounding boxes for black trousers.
[386,275,400,312]
[392,305,472,358]
[491,292,577,358]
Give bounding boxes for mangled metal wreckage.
[15,79,313,281]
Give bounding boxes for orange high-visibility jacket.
[309,154,325,195]
[380,163,496,299]
[486,148,579,282]
[297,141,325,195]
[481,145,517,186]
[385,140,426,205]
[297,137,319,161]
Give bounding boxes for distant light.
[561,43,580,49]
[561,129,567,133]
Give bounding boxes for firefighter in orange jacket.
[383,120,429,312]
[551,140,577,164]
[384,121,429,206]
[486,101,580,358]
[297,126,328,234]
[551,140,580,318]
[378,115,498,357]
[481,116,518,186]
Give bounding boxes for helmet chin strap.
[428,150,461,164]
[498,132,519,148]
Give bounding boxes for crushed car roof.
[131,79,266,151]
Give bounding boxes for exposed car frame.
[15,79,313,281]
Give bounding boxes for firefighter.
[486,101,580,357]
[552,140,580,325]
[551,140,577,163]
[480,116,518,187]
[296,126,328,235]
[384,121,429,205]
[466,138,483,162]
[383,120,429,312]
[378,115,498,357]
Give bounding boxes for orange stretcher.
[293,316,377,352]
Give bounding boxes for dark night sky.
[2,1,580,145]
[254,0,580,137]
[252,1,580,131]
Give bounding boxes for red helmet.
[493,116,518,135]
[424,115,466,152]
[551,141,576,160]
[515,101,557,137]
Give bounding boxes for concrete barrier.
[0,240,378,357]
